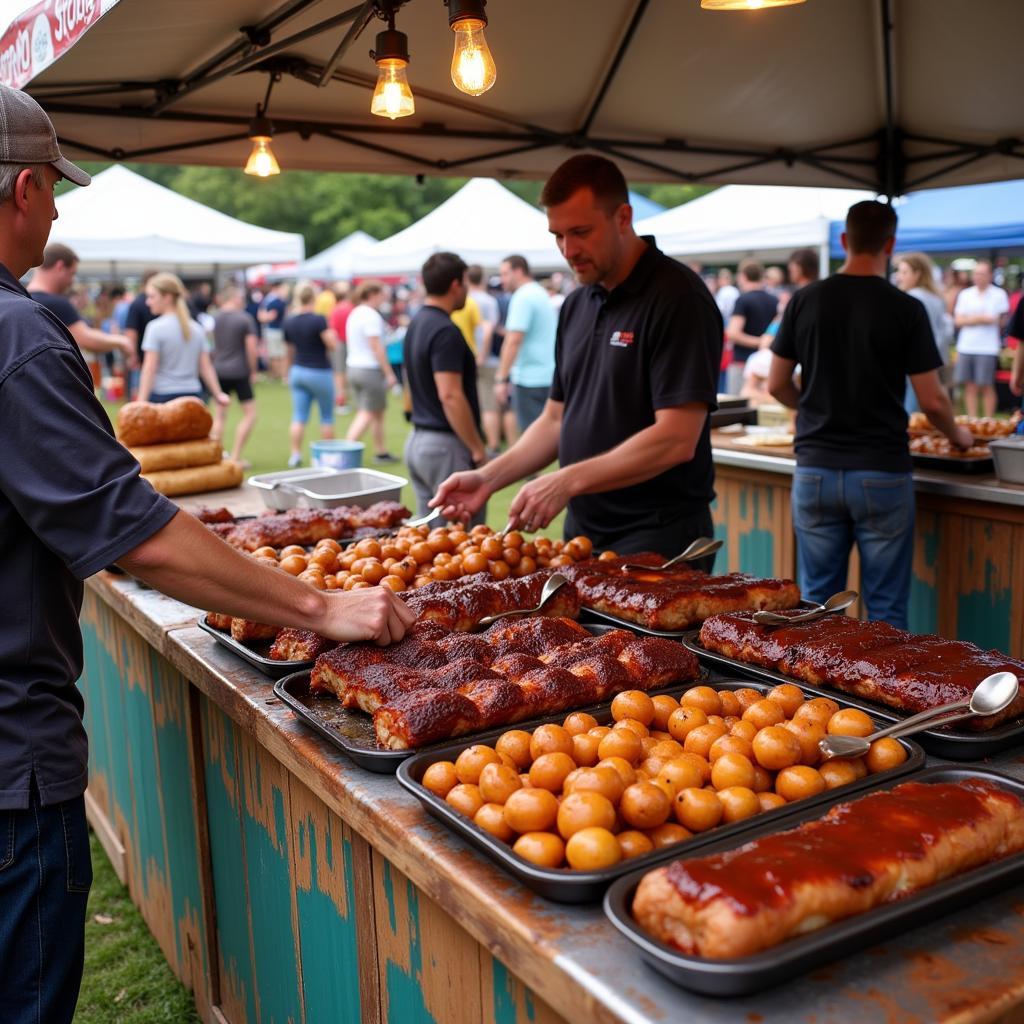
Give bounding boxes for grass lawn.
[103,378,565,536]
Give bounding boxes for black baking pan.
[681,633,1024,760]
[603,765,1024,996]
[911,451,994,474]
[198,615,315,679]
[273,623,708,774]
[395,681,924,903]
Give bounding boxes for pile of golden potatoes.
[419,684,906,872]
[245,523,602,592]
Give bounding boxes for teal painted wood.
[957,556,1012,652]
[293,812,363,1024]
[79,617,114,822]
[737,485,775,579]
[908,514,940,635]
[492,960,537,1024]
[201,700,258,1024]
[381,861,436,1024]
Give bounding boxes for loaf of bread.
[117,397,213,447]
[142,460,243,497]
[129,438,222,473]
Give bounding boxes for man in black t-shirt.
[403,252,487,522]
[432,155,722,558]
[769,200,972,628]
[0,84,414,1024]
[724,258,777,395]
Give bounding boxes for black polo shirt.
[550,238,722,539]
[404,304,480,433]
[0,263,178,809]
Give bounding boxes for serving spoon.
[620,537,723,573]
[402,507,441,529]
[818,671,1020,760]
[753,589,858,627]
[476,572,570,628]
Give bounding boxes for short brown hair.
[502,254,530,277]
[466,264,485,286]
[41,242,78,269]
[738,258,764,283]
[845,200,897,255]
[354,280,384,304]
[540,154,628,214]
[788,247,819,281]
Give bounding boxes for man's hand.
[1011,377,1023,398]
[214,391,231,407]
[317,586,416,646]
[951,425,975,450]
[507,469,573,531]
[430,469,492,521]
[494,381,511,409]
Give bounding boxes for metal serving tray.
[603,765,1024,997]
[246,467,337,510]
[273,623,698,773]
[681,633,1024,760]
[198,615,315,679]
[395,681,924,904]
[911,451,994,474]
[281,468,407,510]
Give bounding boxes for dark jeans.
[512,385,550,433]
[0,788,91,1024]
[565,505,718,573]
[149,390,202,404]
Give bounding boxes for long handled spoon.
[753,589,858,627]
[621,537,723,573]
[476,573,570,629]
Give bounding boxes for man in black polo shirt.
[432,155,722,557]
[724,258,777,395]
[403,252,488,523]
[0,85,413,1024]
[768,200,972,628]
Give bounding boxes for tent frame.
[28,0,1024,195]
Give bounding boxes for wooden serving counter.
[79,488,1024,1024]
[710,430,1024,658]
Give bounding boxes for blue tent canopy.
[628,191,665,221]
[829,179,1024,255]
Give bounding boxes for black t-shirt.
[730,289,778,362]
[772,275,942,472]
[284,312,330,369]
[1008,297,1024,341]
[403,305,480,433]
[0,264,178,810]
[550,238,722,539]
[125,292,155,340]
[29,290,81,328]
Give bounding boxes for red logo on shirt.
[610,330,634,348]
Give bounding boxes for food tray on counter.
[910,450,994,474]
[396,679,924,903]
[603,766,1024,996]
[273,623,710,774]
[681,633,1024,759]
[198,615,315,679]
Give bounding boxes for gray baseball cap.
[0,82,90,187]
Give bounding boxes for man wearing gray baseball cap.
[0,84,413,1023]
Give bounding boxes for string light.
[447,1,496,96]
[370,22,415,119]
[243,113,280,177]
[701,0,805,9]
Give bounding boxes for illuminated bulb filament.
[371,58,415,120]
[450,18,496,96]
[244,137,280,177]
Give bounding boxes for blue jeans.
[0,788,91,1024]
[792,467,915,629]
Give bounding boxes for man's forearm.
[769,380,800,408]
[73,323,127,354]
[480,411,559,490]
[497,333,523,380]
[727,327,763,348]
[441,393,485,459]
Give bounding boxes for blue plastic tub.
[310,440,364,469]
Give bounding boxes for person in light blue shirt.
[495,254,558,432]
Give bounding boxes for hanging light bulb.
[447,0,496,96]
[244,112,280,177]
[701,0,805,9]
[370,26,415,120]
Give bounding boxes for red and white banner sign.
[0,0,120,89]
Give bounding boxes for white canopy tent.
[51,164,305,275]
[283,230,378,281]
[357,178,562,276]
[635,185,877,269]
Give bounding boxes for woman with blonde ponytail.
[137,272,228,406]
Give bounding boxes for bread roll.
[129,438,222,473]
[117,397,213,446]
[142,460,243,497]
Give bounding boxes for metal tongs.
[752,589,858,627]
[476,573,570,629]
[620,537,723,573]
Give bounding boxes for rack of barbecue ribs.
[269,628,337,662]
[400,570,581,632]
[559,553,801,631]
[206,501,409,550]
[699,613,1024,731]
[310,616,701,749]
[633,778,1024,959]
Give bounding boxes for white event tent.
[357,179,562,277]
[636,185,877,269]
[282,230,378,281]
[52,165,305,276]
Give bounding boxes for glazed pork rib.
[561,554,801,631]
[633,779,1024,960]
[310,616,700,749]
[699,612,1024,731]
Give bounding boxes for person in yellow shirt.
[314,283,338,318]
[450,291,481,355]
